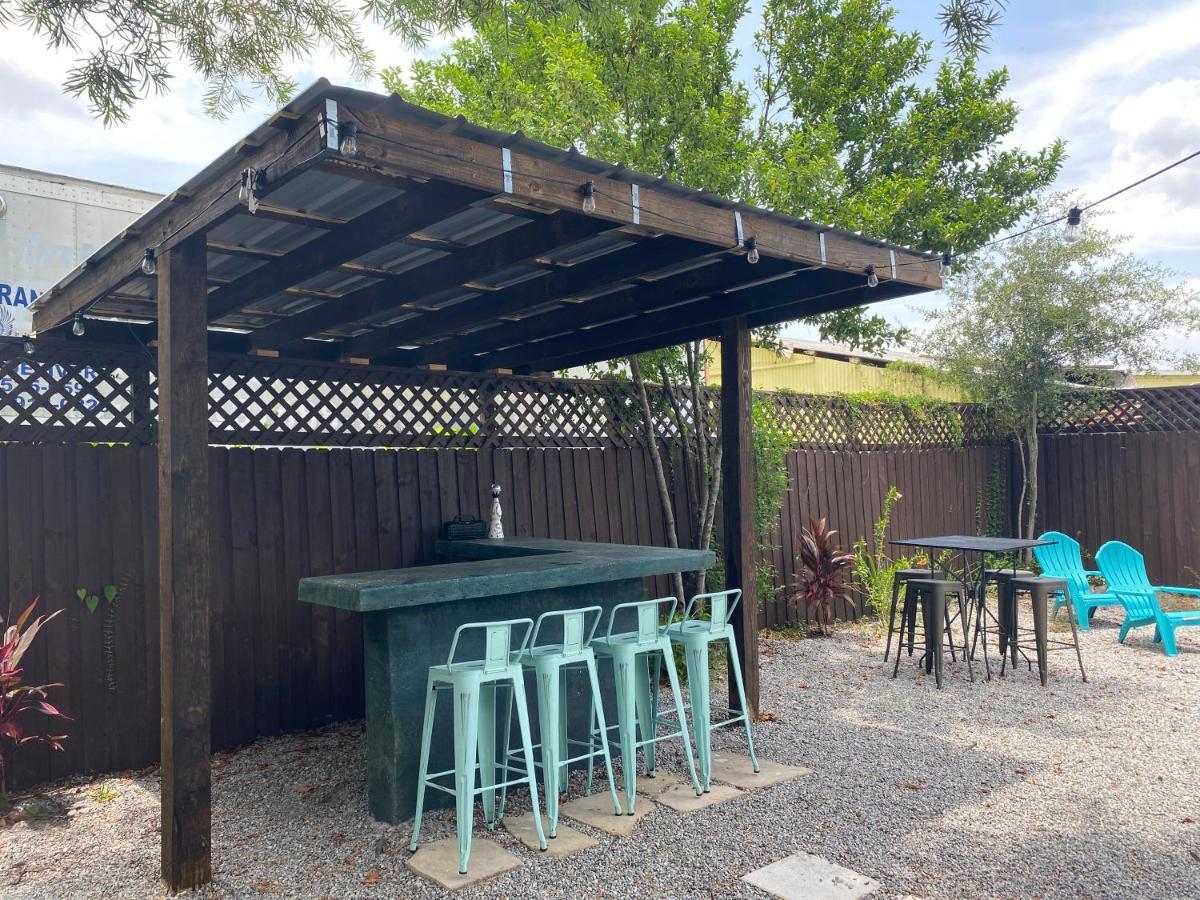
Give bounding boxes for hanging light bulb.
[337,122,358,157]
[72,313,86,337]
[744,236,760,265]
[23,339,34,356]
[579,181,597,214]
[141,249,157,276]
[1065,206,1082,243]
[865,264,879,288]
[939,251,953,279]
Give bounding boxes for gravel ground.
[2,606,1197,899]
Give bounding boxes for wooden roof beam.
[205,181,486,322]
[337,234,716,361]
[250,213,614,352]
[33,114,329,333]
[344,103,941,290]
[512,278,919,373]
[396,255,800,369]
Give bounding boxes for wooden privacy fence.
[1035,431,1200,587]
[1,437,1003,791]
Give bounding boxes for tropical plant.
[791,517,855,635]
[852,486,908,618]
[0,599,70,796]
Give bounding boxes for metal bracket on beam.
[501,148,513,194]
[322,99,339,151]
[734,210,745,248]
[819,233,827,266]
[631,184,640,225]
[889,249,897,280]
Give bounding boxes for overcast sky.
[2,0,1197,348]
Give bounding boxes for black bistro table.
[889,535,1053,680]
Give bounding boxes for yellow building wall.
[1131,373,1199,388]
[705,344,962,400]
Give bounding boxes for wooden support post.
[721,315,759,715]
[157,232,212,891]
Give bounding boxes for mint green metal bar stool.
[591,597,702,814]
[664,589,759,791]
[498,606,622,837]
[409,617,546,875]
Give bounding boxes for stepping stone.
[742,851,880,900]
[560,791,652,836]
[636,771,684,797]
[406,836,520,891]
[655,782,742,812]
[710,751,813,790]
[503,813,597,857]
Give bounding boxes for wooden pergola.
[31,80,941,891]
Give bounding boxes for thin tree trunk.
[629,356,686,601]
[1024,395,1040,540]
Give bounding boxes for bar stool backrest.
[1095,541,1157,620]
[683,589,741,633]
[446,617,534,674]
[606,597,677,645]
[529,606,603,658]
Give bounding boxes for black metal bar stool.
[885,567,967,661]
[891,579,975,688]
[1002,576,1087,686]
[983,567,1033,661]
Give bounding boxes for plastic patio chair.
[1095,541,1200,656]
[1032,531,1122,629]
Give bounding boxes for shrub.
[790,517,855,635]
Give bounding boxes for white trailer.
[0,165,159,336]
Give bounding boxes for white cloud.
[0,16,442,190]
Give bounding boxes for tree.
[921,200,1200,539]
[0,0,573,124]
[382,0,1061,588]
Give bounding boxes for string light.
[72,313,85,337]
[1064,206,1082,243]
[865,264,879,288]
[744,236,760,265]
[579,181,596,214]
[23,339,34,356]
[337,122,358,157]
[939,251,953,279]
[141,249,157,276]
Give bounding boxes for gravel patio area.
[2,606,1197,899]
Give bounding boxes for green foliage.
[851,486,909,618]
[752,396,792,540]
[922,197,1200,536]
[843,391,964,447]
[77,585,120,691]
[386,0,1061,352]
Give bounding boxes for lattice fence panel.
[1,338,1001,449]
[1042,386,1200,434]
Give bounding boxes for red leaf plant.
[791,517,855,635]
[1,599,70,796]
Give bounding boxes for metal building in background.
[0,165,158,336]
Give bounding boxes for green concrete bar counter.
[299,537,713,823]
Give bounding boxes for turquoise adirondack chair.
[1032,531,1121,629]
[1095,541,1200,656]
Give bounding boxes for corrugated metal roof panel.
[414,206,527,245]
[207,215,323,253]
[266,168,404,220]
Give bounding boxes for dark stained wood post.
[157,232,212,891]
[721,315,759,714]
